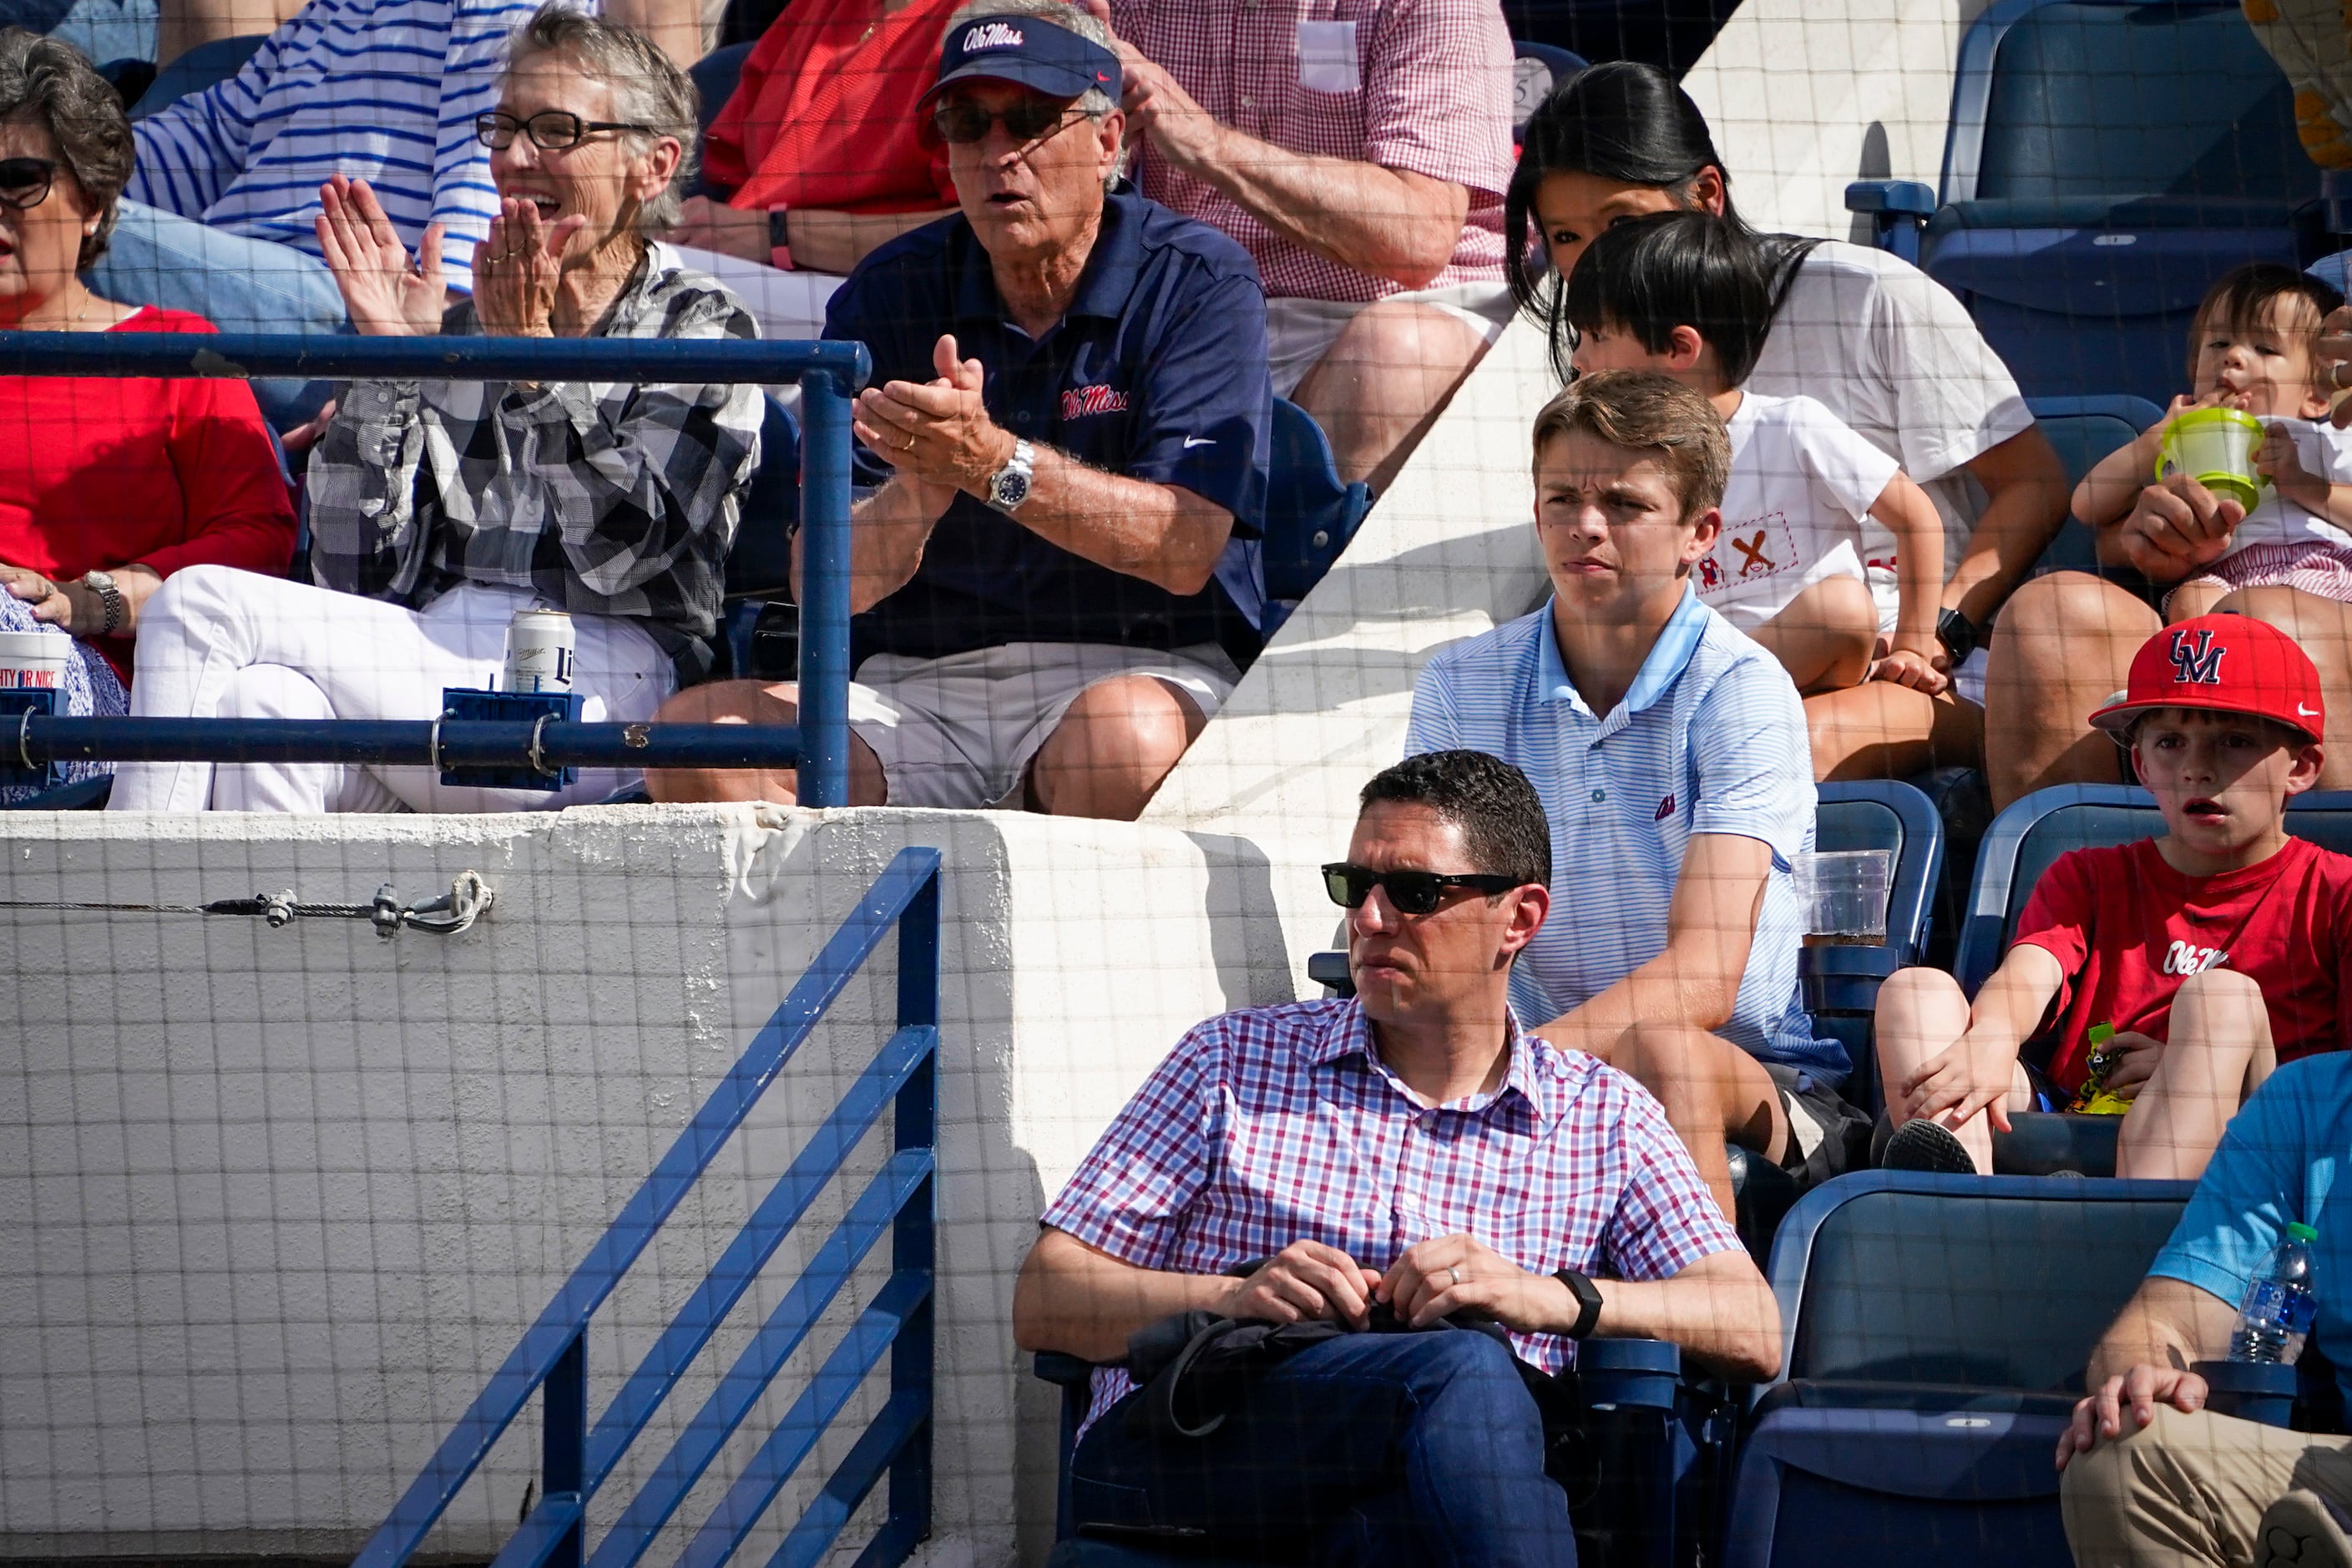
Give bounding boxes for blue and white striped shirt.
[125,0,550,291]
[1404,588,1836,1075]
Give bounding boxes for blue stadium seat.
[1512,40,1587,139]
[129,32,264,119]
[1262,397,1371,630]
[2024,393,2163,576]
[1724,1171,2193,1568]
[718,393,801,680]
[1848,0,2318,407]
[1806,781,1947,1115]
[1950,782,2352,1172]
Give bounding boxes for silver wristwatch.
[80,569,124,636]
[984,438,1035,515]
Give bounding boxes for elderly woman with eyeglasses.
[0,29,296,801]
[110,3,762,816]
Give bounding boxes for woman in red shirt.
[0,30,296,733]
[669,0,961,334]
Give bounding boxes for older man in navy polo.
[651,0,1272,819]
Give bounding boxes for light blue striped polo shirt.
[125,0,553,292]
[1405,586,1836,1075]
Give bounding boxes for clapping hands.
[316,175,447,337]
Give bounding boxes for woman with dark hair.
[0,28,296,800]
[1508,61,2070,781]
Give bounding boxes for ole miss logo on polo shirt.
[1060,383,1130,420]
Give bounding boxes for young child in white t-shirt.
[2072,264,2352,619]
[1565,210,1951,696]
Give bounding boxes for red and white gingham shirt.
[1106,0,1515,301]
[1039,998,1743,1435]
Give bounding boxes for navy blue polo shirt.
[823,185,1272,667]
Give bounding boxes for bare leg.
[1291,301,1490,493]
[2116,969,2275,1181]
[2213,585,2352,788]
[1026,674,1206,821]
[1600,1021,1788,1222]
[641,679,888,806]
[1808,684,1985,782]
[1984,571,2157,809]
[1874,966,2032,1174]
[1744,574,1879,694]
[2165,579,2229,620]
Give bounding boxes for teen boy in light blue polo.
[1406,369,1845,1221]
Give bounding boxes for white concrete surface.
[1682,0,1987,240]
[0,805,1287,1567]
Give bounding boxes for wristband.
[767,207,792,271]
[1553,1267,1604,1340]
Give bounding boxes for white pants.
[1265,281,1515,397]
[108,568,675,814]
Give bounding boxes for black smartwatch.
[1935,606,1980,665]
[1553,1267,1604,1340]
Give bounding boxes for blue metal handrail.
[0,332,867,807]
[352,845,940,1568]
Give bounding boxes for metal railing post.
[888,863,940,1545]
[544,1331,589,1568]
[796,368,855,809]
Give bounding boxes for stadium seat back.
[690,41,754,136]
[1512,41,1587,138]
[1725,1172,2194,1568]
[1924,0,2313,404]
[1804,783,1945,1115]
[1262,398,1370,625]
[2027,394,2162,573]
[129,32,265,119]
[1970,0,2309,206]
[717,395,801,677]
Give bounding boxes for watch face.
[994,470,1031,510]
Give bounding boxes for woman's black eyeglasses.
[0,157,57,210]
[930,98,1085,146]
[1321,863,1520,916]
[474,110,654,151]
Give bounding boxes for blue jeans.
[1070,1330,1577,1567]
[86,200,347,428]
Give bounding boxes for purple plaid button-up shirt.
[1040,996,1743,1434]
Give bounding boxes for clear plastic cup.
[0,629,69,690]
[2157,407,2268,511]
[1793,848,1894,948]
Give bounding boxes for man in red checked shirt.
[1872,614,2352,1181]
[1085,0,1515,492]
[1014,750,1778,1564]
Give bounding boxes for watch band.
[83,572,124,636]
[1936,606,1979,664]
[1554,1267,1604,1340]
[767,207,792,271]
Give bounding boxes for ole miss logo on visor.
[963,20,1024,50]
[1060,384,1130,420]
[2169,628,2226,685]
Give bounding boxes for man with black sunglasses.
[651,0,1273,822]
[1013,747,1778,1564]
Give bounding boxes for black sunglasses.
[474,110,654,151]
[931,97,1085,146]
[0,157,56,210]
[1321,862,1520,916]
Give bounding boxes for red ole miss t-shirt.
[2013,836,2352,1091]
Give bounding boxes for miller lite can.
[503,608,575,694]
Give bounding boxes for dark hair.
[1530,367,1731,519]
[0,30,132,268]
[1562,210,1775,387]
[2185,262,2344,385]
[1358,751,1552,891]
[1506,60,1815,382]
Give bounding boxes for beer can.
[503,608,575,694]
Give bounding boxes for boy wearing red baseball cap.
[1874,614,2352,1178]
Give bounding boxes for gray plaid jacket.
[305,243,761,681]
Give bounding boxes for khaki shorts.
[849,640,1240,809]
[1265,282,1516,398]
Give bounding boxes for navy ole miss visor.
[920,13,1122,118]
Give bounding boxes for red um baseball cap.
[2088,614,2326,743]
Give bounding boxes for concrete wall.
[0,805,1291,1567]
[1681,0,1989,240]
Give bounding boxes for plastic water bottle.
[2229,1222,2320,1364]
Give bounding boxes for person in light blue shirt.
[2057,1052,2352,1567]
[1406,367,1851,1222]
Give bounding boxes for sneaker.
[2258,1488,2352,1568]
[1880,1119,1980,1175]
